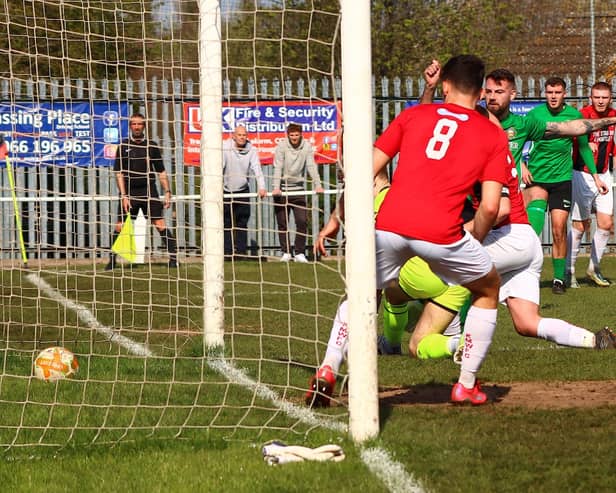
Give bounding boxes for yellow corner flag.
[111,215,137,263]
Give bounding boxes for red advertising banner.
[183,100,341,166]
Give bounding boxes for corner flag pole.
[4,152,28,266]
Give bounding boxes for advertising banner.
[183,100,341,166]
[0,101,130,167]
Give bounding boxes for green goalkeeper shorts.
[398,256,470,313]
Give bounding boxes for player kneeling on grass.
[304,185,468,407]
[306,182,476,407]
[308,121,616,409]
[378,157,616,367]
[380,106,616,363]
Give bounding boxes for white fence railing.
[0,75,611,261]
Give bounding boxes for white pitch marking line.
[361,447,426,493]
[26,272,419,492]
[207,357,347,433]
[209,358,423,492]
[25,272,153,357]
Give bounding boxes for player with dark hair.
[567,81,616,288]
[272,123,324,262]
[373,54,509,405]
[106,113,177,270]
[305,54,504,407]
[523,77,608,293]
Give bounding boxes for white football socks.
[443,313,462,336]
[567,227,583,274]
[537,318,594,348]
[458,306,497,388]
[589,228,610,272]
[321,300,349,373]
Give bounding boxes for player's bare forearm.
[544,117,616,138]
[159,171,171,192]
[419,85,436,105]
[315,208,342,257]
[472,208,497,242]
[115,172,126,196]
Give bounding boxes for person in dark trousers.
[106,113,177,270]
[272,123,324,262]
[223,125,266,259]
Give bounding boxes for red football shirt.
[573,105,616,174]
[496,151,529,228]
[375,103,510,244]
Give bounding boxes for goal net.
[0,0,377,451]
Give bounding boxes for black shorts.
[117,197,164,220]
[527,180,572,212]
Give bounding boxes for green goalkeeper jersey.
[526,103,595,183]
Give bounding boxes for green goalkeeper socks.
[382,299,408,346]
[416,334,453,360]
[526,199,547,236]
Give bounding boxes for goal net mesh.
[0,0,350,451]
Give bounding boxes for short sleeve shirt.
[375,103,510,244]
[526,104,582,183]
[114,139,165,197]
[500,111,546,169]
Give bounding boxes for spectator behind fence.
[106,113,177,270]
[223,125,267,260]
[272,123,324,263]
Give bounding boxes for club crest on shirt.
[506,128,516,140]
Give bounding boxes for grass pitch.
[1,256,616,492]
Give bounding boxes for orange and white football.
[34,347,79,381]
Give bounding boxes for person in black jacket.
[106,113,177,270]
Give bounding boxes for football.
[34,347,79,381]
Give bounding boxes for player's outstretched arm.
[544,117,616,138]
[315,210,342,257]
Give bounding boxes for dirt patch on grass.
[379,380,616,409]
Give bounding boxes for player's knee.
[597,218,613,231]
[482,268,501,295]
[514,323,537,338]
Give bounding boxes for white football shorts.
[571,169,613,221]
[484,223,542,305]
[375,229,493,289]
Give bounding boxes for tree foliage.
[370,0,526,78]
[0,0,611,88]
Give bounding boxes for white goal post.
[339,0,379,441]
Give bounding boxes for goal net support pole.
[200,0,225,350]
[340,0,380,442]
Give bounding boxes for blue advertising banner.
[509,100,543,115]
[0,101,129,167]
